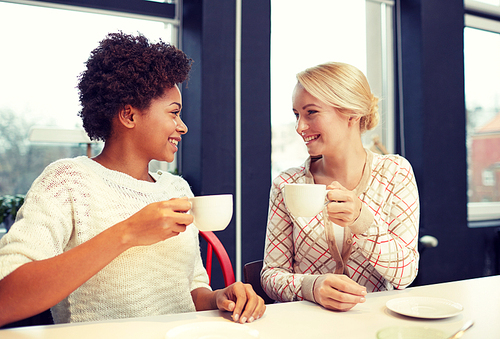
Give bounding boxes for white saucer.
[165,321,260,339]
[386,297,463,319]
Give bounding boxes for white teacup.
[189,194,233,231]
[283,184,329,217]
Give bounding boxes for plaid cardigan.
[261,149,420,302]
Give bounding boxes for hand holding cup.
[283,183,361,226]
[324,182,362,227]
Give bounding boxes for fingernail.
[233,314,239,322]
[240,317,247,323]
[360,297,366,302]
[248,317,255,323]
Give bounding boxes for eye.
[171,110,181,117]
[293,112,299,120]
[307,110,318,115]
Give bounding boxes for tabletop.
[1,275,499,338]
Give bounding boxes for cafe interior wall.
[180,0,499,289]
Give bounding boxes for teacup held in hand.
[189,194,233,231]
[283,184,328,217]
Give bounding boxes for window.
[270,0,394,179]
[464,2,500,222]
[0,0,178,198]
[0,1,179,235]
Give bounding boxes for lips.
[303,134,319,143]
[169,138,179,146]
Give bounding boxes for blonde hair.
[296,62,379,132]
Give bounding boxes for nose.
[176,116,188,134]
[295,115,308,135]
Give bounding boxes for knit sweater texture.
[0,157,210,323]
[262,150,420,302]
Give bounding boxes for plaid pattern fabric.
[261,150,419,302]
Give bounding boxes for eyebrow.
[302,103,322,110]
[292,103,322,111]
[170,102,182,109]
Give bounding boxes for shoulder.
[33,157,92,185]
[154,170,194,198]
[272,163,307,188]
[371,152,414,174]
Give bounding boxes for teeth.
[304,135,319,142]
[169,139,178,146]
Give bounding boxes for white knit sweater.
[0,157,210,323]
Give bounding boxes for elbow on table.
[392,268,419,290]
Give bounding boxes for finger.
[170,224,188,234]
[248,297,266,322]
[318,285,365,312]
[327,189,351,203]
[324,297,358,312]
[162,198,192,213]
[238,285,261,323]
[224,282,248,323]
[330,288,365,306]
[331,276,367,296]
[326,205,351,225]
[316,283,360,311]
[219,299,235,312]
[326,200,358,220]
[327,181,345,190]
[175,212,194,226]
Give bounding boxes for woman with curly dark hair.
[0,32,265,326]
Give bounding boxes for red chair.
[199,231,235,287]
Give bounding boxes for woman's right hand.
[313,274,367,311]
[118,197,194,247]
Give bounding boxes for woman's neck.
[93,143,153,182]
[311,144,367,190]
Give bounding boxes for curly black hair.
[77,32,192,141]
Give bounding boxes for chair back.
[199,231,235,287]
[243,260,275,304]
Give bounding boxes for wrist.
[351,202,362,225]
[211,289,222,310]
[348,203,373,234]
[312,277,320,303]
[302,275,321,303]
[113,220,135,251]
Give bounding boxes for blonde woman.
[262,62,419,311]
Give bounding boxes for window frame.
[464,4,500,226]
[1,0,177,21]
[269,0,396,179]
[0,0,182,198]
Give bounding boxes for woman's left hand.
[215,282,266,323]
[326,181,362,227]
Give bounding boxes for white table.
[1,275,498,338]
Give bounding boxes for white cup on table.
[283,184,330,217]
[188,194,233,231]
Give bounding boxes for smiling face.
[292,83,351,157]
[134,85,187,163]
